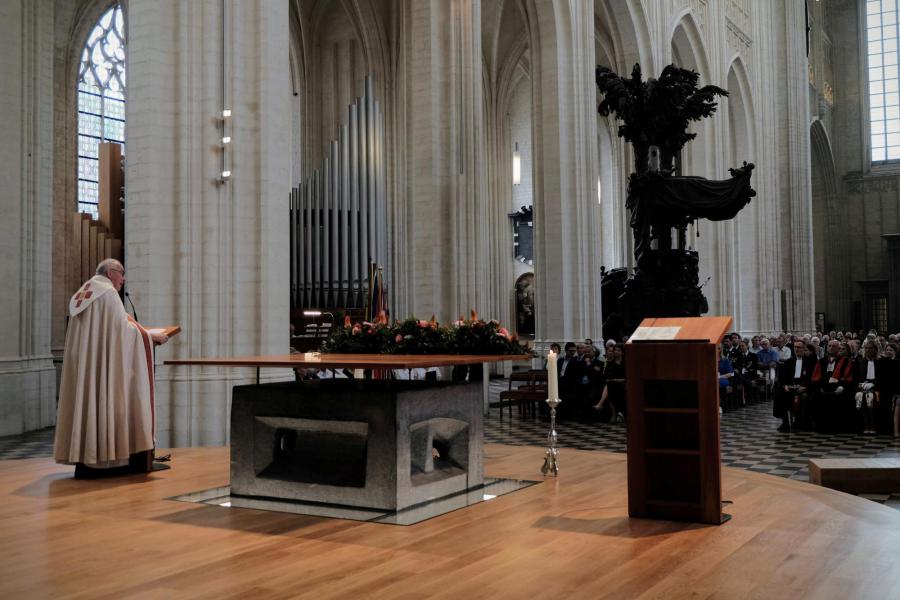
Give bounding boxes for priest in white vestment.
[54,259,168,475]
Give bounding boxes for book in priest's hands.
[144,325,181,338]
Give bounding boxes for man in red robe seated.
[53,259,169,477]
[810,339,854,433]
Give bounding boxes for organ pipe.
[289,75,387,312]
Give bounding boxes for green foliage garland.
[321,312,531,356]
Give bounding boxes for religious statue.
[515,273,535,337]
[596,64,756,336]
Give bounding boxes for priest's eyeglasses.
[108,268,125,276]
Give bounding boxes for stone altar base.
[230,379,483,511]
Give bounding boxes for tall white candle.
[547,350,558,401]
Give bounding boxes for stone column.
[126,0,290,447]
[398,0,488,322]
[525,0,602,346]
[783,0,816,331]
[885,234,900,333]
[482,74,516,331]
[0,0,57,435]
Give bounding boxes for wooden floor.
[3,446,900,600]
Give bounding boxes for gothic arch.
[670,13,713,177]
[597,117,627,268]
[593,1,649,272]
[594,0,652,73]
[669,11,709,80]
[481,0,532,336]
[671,12,724,314]
[726,56,761,331]
[809,118,846,327]
[288,4,306,96]
[516,0,603,341]
[51,0,126,354]
[289,0,390,176]
[726,56,755,158]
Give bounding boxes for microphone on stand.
[124,291,139,323]
[699,276,712,289]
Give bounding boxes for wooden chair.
[750,369,775,404]
[494,370,548,419]
[523,370,548,416]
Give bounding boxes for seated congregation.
[719,331,900,437]
[533,330,900,440]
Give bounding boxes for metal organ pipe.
[303,181,311,308]
[290,76,387,312]
[349,102,360,306]
[330,140,340,309]
[376,101,387,266]
[340,124,349,308]
[356,97,369,304]
[366,77,377,270]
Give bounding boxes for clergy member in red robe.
[54,259,168,476]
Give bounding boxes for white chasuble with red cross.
[54,275,156,468]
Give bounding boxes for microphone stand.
[124,291,139,323]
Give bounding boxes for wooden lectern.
[625,316,732,524]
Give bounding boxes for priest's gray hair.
[95,258,123,277]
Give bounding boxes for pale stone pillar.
[744,0,783,333]
[783,0,815,332]
[525,0,602,346]
[0,0,57,435]
[482,75,516,331]
[397,0,488,323]
[126,0,291,447]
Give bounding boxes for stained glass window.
[77,3,126,219]
[867,0,900,163]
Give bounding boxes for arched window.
[866,0,900,163]
[77,3,126,219]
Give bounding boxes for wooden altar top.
[165,353,531,370]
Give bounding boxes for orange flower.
[470,309,478,321]
[376,310,388,325]
[344,315,352,327]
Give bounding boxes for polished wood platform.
[809,457,900,494]
[3,445,900,599]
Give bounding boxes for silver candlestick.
[541,397,561,476]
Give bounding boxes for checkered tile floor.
[3,379,899,511]
[0,426,56,461]
[484,379,900,511]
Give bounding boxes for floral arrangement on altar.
[321,310,531,356]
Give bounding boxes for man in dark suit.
[855,339,886,434]
[774,341,816,432]
[730,340,758,403]
[557,342,584,416]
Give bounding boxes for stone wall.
[0,0,57,435]
[2,0,827,438]
[124,0,292,447]
[815,0,900,331]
